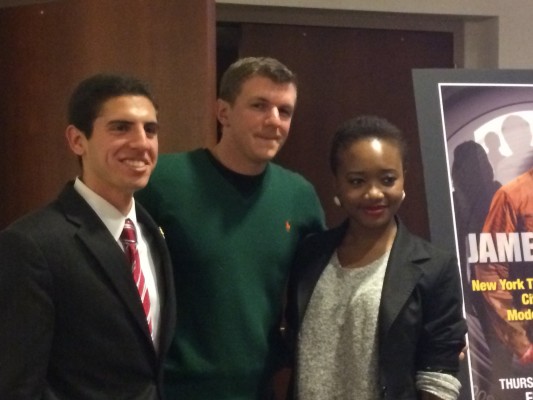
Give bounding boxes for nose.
[130,124,150,148]
[365,185,384,200]
[265,107,282,127]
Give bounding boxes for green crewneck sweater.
[136,149,324,399]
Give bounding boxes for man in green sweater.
[136,57,325,399]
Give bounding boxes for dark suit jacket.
[285,219,467,399]
[0,183,176,400]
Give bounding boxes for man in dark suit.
[0,73,176,400]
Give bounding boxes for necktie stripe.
[120,218,153,337]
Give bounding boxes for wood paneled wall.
[236,23,454,238]
[0,0,216,228]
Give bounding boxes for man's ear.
[65,125,87,156]
[216,99,231,127]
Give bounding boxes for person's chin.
[268,146,283,158]
[129,176,151,192]
[254,151,277,163]
[358,214,393,230]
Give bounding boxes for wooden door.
[220,23,454,238]
[0,0,216,228]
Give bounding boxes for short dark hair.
[218,57,297,104]
[67,73,157,138]
[329,115,408,174]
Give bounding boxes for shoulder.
[137,149,207,204]
[302,222,345,245]
[266,162,324,216]
[390,224,461,301]
[294,223,345,262]
[2,208,50,237]
[493,170,531,202]
[268,162,313,186]
[267,163,320,204]
[150,149,214,185]
[4,193,68,233]
[395,221,455,266]
[0,200,71,261]
[153,149,205,175]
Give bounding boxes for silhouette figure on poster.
[452,140,501,400]
[495,115,533,185]
[483,131,505,172]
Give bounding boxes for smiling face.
[215,75,297,174]
[66,95,159,213]
[335,137,404,233]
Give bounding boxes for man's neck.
[209,144,267,176]
[76,177,133,216]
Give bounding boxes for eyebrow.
[107,120,132,125]
[250,96,295,108]
[346,168,399,175]
[106,120,159,127]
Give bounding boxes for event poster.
[413,70,533,400]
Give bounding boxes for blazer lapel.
[58,184,156,343]
[379,221,427,335]
[296,222,347,325]
[297,251,330,326]
[136,204,176,355]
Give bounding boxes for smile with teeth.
[123,159,148,168]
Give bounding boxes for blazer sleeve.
[417,251,467,372]
[0,228,55,398]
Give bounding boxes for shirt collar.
[73,177,138,241]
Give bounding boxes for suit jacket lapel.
[136,204,176,356]
[379,221,427,335]
[57,184,156,344]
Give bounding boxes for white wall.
[216,0,533,69]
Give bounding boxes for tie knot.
[121,218,137,244]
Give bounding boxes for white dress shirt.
[73,178,161,350]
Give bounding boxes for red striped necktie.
[120,218,152,335]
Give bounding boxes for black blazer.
[286,219,467,399]
[0,183,176,400]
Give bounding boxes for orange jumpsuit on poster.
[475,169,533,363]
